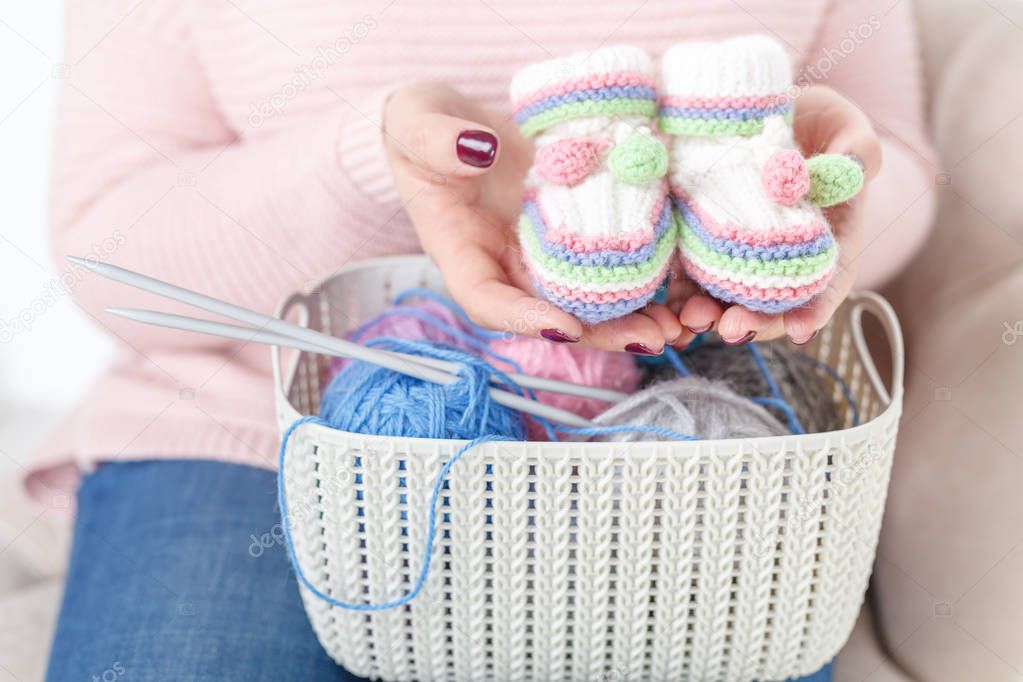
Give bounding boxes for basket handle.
[271,291,312,410]
[847,291,905,406]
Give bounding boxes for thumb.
[385,93,499,179]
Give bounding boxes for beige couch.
[3,1,1021,679]
[836,1,1023,680]
[867,1,1023,681]
[0,405,70,682]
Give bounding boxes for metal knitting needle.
[69,256,594,428]
[105,307,628,404]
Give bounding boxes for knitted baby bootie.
[659,35,864,314]
[511,45,674,325]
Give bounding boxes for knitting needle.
[105,307,629,404]
[69,257,594,428]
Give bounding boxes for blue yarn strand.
[349,306,522,372]
[393,287,505,340]
[747,344,806,435]
[348,295,561,438]
[661,346,691,377]
[790,351,861,427]
[278,416,510,611]
[556,423,697,441]
[283,331,705,610]
[320,339,528,440]
[278,417,697,612]
[279,292,863,611]
[663,340,808,435]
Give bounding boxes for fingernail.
[788,329,819,346]
[625,342,662,356]
[722,331,756,346]
[456,130,497,168]
[540,328,579,343]
[685,322,714,335]
[846,153,864,170]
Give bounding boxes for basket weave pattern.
[274,256,903,682]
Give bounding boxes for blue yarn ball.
[318,339,526,441]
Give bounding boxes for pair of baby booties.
[511,35,864,324]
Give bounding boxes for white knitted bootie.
[511,45,674,324]
[660,35,863,313]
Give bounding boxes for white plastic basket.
[273,255,903,682]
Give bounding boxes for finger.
[679,294,725,335]
[386,101,500,179]
[781,188,863,341]
[436,241,584,341]
[783,258,856,344]
[639,303,684,345]
[669,330,697,351]
[748,315,786,342]
[472,280,584,341]
[717,306,777,345]
[576,312,669,355]
[823,117,882,183]
[796,87,882,181]
[662,263,690,315]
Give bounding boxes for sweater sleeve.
[51,1,414,348]
[801,0,938,289]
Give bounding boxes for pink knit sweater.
[28,0,936,503]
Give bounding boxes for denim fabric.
[46,459,356,681]
[46,459,832,682]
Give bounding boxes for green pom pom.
[608,134,669,185]
[806,154,864,207]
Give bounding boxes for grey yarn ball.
[593,376,789,442]
[646,342,845,434]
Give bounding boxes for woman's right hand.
[381,83,683,354]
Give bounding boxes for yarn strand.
[394,287,505,340]
[278,416,510,611]
[282,292,862,610]
[747,343,806,434]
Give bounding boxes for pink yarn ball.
[762,149,810,206]
[534,139,605,187]
[489,337,641,440]
[327,299,475,379]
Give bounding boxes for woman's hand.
[383,83,682,353]
[673,85,882,346]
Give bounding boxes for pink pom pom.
[534,139,605,186]
[762,149,810,206]
[489,337,640,440]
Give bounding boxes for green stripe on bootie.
[806,153,864,207]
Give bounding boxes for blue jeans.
[46,460,833,681]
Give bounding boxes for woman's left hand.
[671,84,883,347]
[382,83,683,353]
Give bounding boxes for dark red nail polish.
[625,342,661,356]
[540,328,578,343]
[685,322,714,335]
[789,329,819,346]
[456,130,497,168]
[722,331,756,346]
